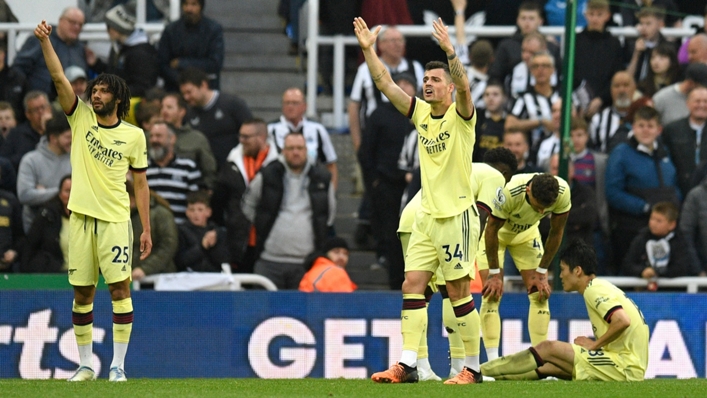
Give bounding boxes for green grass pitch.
[1,378,706,397]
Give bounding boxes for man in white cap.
[64,65,87,101]
[86,3,158,98]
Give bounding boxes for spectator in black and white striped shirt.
[589,71,635,153]
[505,52,560,166]
[268,87,338,190]
[146,121,202,224]
[507,32,558,99]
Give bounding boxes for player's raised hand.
[34,20,52,42]
[353,17,381,51]
[529,272,552,301]
[431,18,454,54]
[482,272,504,301]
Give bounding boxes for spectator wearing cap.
[64,66,87,101]
[87,4,158,98]
[299,237,357,293]
[358,72,416,290]
[158,0,224,91]
[11,7,87,97]
[653,62,707,126]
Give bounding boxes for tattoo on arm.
[448,57,466,82]
[372,69,388,82]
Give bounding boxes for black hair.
[483,147,517,172]
[560,239,597,276]
[186,190,211,206]
[45,108,71,137]
[163,92,188,110]
[530,173,559,207]
[86,73,132,120]
[178,67,209,87]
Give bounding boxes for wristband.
[455,9,465,16]
[488,268,501,275]
[536,267,548,274]
[447,52,457,60]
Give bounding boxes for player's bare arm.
[34,20,75,114]
[132,171,153,260]
[353,17,412,115]
[532,212,569,300]
[482,215,505,301]
[431,18,472,118]
[574,308,630,351]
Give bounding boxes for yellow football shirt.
[490,173,571,242]
[583,278,649,375]
[66,97,148,222]
[397,162,504,234]
[409,98,476,218]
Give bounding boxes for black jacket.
[0,122,41,171]
[575,29,624,106]
[92,30,158,97]
[661,117,707,196]
[622,227,701,278]
[176,221,230,272]
[0,66,26,122]
[20,197,65,273]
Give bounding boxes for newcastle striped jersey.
[146,156,202,224]
[589,106,625,153]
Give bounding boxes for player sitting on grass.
[481,239,649,381]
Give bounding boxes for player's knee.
[402,271,430,294]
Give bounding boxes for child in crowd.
[176,190,229,272]
[299,237,357,293]
[637,42,681,97]
[622,202,701,288]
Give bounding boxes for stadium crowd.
[0,0,706,294]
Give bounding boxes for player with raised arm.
[399,148,517,379]
[481,239,649,381]
[34,20,152,382]
[354,17,482,385]
[480,173,570,360]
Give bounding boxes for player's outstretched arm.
[431,18,472,118]
[353,17,411,115]
[132,171,153,260]
[35,20,74,114]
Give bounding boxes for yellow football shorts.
[572,345,644,381]
[68,212,134,286]
[405,205,480,282]
[476,228,543,271]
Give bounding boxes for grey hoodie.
[16,136,71,233]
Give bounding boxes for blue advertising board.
[0,291,704,379]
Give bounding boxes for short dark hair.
[186,190,211,206]
[0,101,15,117]
[560,239,597,276]
[485,80,505,95]
[144,87,166,103]
[586,0,610,11]
[178,67,209,87]
[135,102,160,128]
[86,73,132,119]
[530,173,559,207]
[483,147,518,172]
[23,90,49,111]
[651,201,679,222]
[425,60,450,75]
[518,1,543,15]
[163,92,188,110]
[469,39,493,69]
[633,105,661,124]
[181,0,205,9]
[45,109,71,137]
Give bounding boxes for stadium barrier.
[303,0,698,128]
[1,290,704,379]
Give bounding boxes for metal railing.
[0,22,166,66]
[305,0,696,129]
[504,276,707,293]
